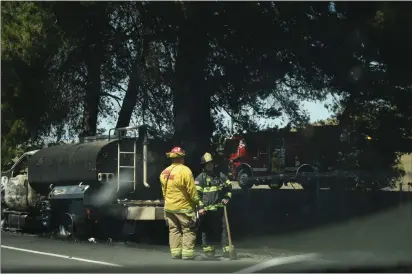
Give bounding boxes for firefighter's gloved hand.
[222,198,229,205]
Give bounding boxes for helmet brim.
[201,159,213,165]
[166,152,185,159]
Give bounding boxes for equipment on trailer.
[223,125,378,191]
[1,126,166,238]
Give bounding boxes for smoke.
[87,151,165,207]
[88,170,134,207]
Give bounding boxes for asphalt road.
[0,232,279,273]
[1,191,412,273]
[2,232,411,273]
[2,202,412,273]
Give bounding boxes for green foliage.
[312,118,339,126]
[2,1,411,183]
[1,2,65,167]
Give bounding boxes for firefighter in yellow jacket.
[195,152,233,259]
[160,146,200,260]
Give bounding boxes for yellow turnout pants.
[165,211,197,259]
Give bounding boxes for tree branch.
[101,92,121,107]
[211,96,243,125]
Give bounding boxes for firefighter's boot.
[203,246,216,260]
[222,246,237,260]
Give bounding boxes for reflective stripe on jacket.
[195,171,232,211]
[160,163,200,213]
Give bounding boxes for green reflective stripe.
[225,179,232,185]
[165,208,194,214]
[203,246,215,252]
[216,204,224,208]
[184,212,195,217]
[205,205,218,211]
[223,246,231,252]
[198,200,204,206]
[196,186,204,192]
[203,186,222,192]
[182,249,195,258]
[225,192,232,198]
[171,248,182,256]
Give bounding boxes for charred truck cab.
[1,150,40,231]
[1,126,165,238]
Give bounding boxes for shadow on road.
[227,189,412,253]
[87,189,412,253]
[229,189,412,238]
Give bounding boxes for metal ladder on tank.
[109,126,139,193]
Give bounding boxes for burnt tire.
[237,169,253,191]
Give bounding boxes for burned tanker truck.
[1,126,167,239]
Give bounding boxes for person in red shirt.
[237,139,247,159]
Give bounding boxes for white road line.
[1,245,123,267]
[236,253,320,273]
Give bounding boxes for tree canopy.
[2,1,411,174]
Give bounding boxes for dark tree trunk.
[79,46,103,138]
[172,3,213,175]
[115,67,140,129]
[115,41,148,129]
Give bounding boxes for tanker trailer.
[1,126,167,239]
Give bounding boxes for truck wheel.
[237,169,253,191]
[268,179,282,190]
[297,165,317,192]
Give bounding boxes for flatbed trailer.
[222,125,399,191]
[241,169,394,191]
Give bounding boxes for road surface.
[2,203,412,273]
[2,231,411,273]
[1,232,308,273]
[2,192,412,273]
